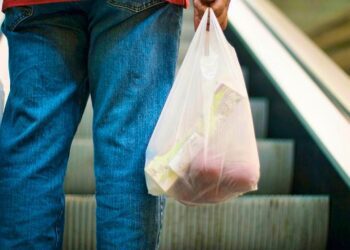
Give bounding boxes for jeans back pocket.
[106,0,166,13]
[2,6,33,32]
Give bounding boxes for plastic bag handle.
[206,8,210,31]
[205,8,210,56]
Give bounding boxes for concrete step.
[64,139,293,195]
[62,195,329,250]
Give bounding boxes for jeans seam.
[7,6,34,31]
[106,0,166,13]
[55,196,65,249]
[155,196,165,250]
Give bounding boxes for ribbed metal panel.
[75,98,93,138]
[74,95,268,139]
[250,98,269,138]
[159,196,329,250]
[62,195,328,250]
[64,139,95,194]
[63,195,96,250]
[254,140,294,194]
[65,139,293,195]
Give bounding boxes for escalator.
[63,1,350,249]
[1,0,349,249]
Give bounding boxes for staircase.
[62,7,329,250]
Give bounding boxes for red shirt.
[2,0,189,11]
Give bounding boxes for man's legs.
[0,4,89,249]
[88,1,183,248]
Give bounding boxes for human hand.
[193,0,231,30]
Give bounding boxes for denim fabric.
[0,1,182,249]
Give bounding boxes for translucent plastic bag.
[145,8,260,205]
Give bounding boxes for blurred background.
[1,0,350,99]
[271,0,350,75]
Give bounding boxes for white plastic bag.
[145,8,260,205]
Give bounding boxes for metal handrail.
[228,0,350,186]
[244,0,350,119]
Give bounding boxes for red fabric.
[167,0,189,8]
[2,0,189,11]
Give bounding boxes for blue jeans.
[0,1,182,249]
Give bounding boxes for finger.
[222,15,228,30]
[193,0,208,30]
[215,6,228,30]
[194,17,202,31]
[194,0,208,15]
[199,0,215,5]
[211,0,227,19]
[194,7,201,30]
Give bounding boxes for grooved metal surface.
[254,140,294,194]
[65,138,293,195]
[250,98,269,138]
[74,96,268,139]
[63,195,96,250]
[75,98,93,138]
[64,138,95,194]
[62,195,328,250]
[159,196,329,250]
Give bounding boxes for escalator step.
[64,138,95,194]
[64,139,293,195]
[177,40,191,66]
[253,139,294,194]
[160,196,329,250]
[74,96,268,139]
[75,98,93,138]
[177,5,194,65]
[62,195,329,250]
[63,195,96,250]
[251,97,268,138]
[182,7,193,25]
[179,21,194,46]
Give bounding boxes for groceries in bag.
[145,8,260,205]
